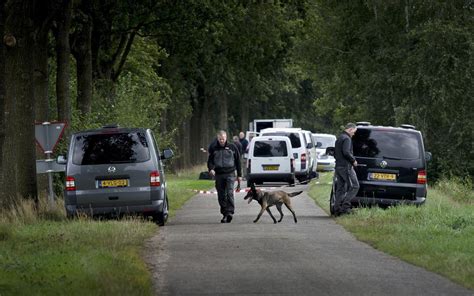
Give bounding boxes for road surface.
[145,183,472,296]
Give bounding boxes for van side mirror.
[316,142,322,148]
[326,147,335,156]
[57,155,67,164]
[161,148,174,160]
[425,152,432,162]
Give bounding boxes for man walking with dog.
[334,122,360,216]
[208,130,242,223]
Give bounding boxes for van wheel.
[289,177,295,187]
[154,196,169,226]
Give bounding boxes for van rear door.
[70,131,155,207]
[251,138,291,174]
[353,129,424,200]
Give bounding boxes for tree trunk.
[75,11,93,114]
[33,28,50,200]
[0,1,6,204]
[34,30,49,121]
[240,96,249,131]
[55,0,72,123]
[2,0,38,205]
[217,92,228,131]
[200,95,213,164]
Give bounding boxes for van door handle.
[356,164,367,167]
[108,196,119,200]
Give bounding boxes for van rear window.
[353,130,421,160]
[253,141,288,157]
[262,132,301,148]
[72,132,150,165]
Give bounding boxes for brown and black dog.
[243,183,302,223]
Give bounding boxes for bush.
[436,177,474,204]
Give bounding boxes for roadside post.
[35,122,67,207]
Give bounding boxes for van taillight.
[247,159,251,174]
[150,171,161,186]
[417,170,427,184]
[66,176,76,191]
[291,159,295,172]
[301,153,306,169]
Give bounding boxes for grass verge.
[0,165,213,295]
[167,165,214,218]
[308,172,474,290]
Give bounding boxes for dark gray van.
[60,125,173,225]
[329,123,431,214]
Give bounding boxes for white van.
[246,136,295,187]
[259,128,311,182]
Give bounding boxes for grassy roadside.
[308,172,474,290]
[0,166,213,295]
[167,165,214,218]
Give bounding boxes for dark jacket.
[234,141,243,156]
[335,131,356,167]
[239,138,249,153]
[208,141,242,177]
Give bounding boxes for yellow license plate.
[263,165,279,171]
[100,179,128,188]
[370,173,396,181]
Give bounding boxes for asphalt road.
[145,183,472,296]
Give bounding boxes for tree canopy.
[0,0,472,205]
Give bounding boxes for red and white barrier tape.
[192,187,280,195]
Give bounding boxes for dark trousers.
[335,166,359,213]
[215,173,236,216]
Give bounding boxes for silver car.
[312,133,336,171]
[60,125,173,225]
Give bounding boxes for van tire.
[154,196,169,226]
[289,177,295,187]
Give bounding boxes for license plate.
[370,173,396,181]
[99,179,128,188]
[263,165,279,171]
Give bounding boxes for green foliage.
[301,1,473,180]
[309,172,474,289]
[436,176,474,204]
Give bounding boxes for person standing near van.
[239,131,249,179]
[239,131,249,153]
[334,123,360,215]
[208,130,242,223]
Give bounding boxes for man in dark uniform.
[208,130,242,223]
[239,131,249,153]
[239,132,249,179]
[334,123,359,215]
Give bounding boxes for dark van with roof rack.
[58,125,173,225]
[329,122,432,213]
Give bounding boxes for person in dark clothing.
[208,130,242,223]
[238,131,249,179]
[233,135,243,156]
[334,123,360,215]
[239,131,249,153]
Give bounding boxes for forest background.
[0,1,472,205]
